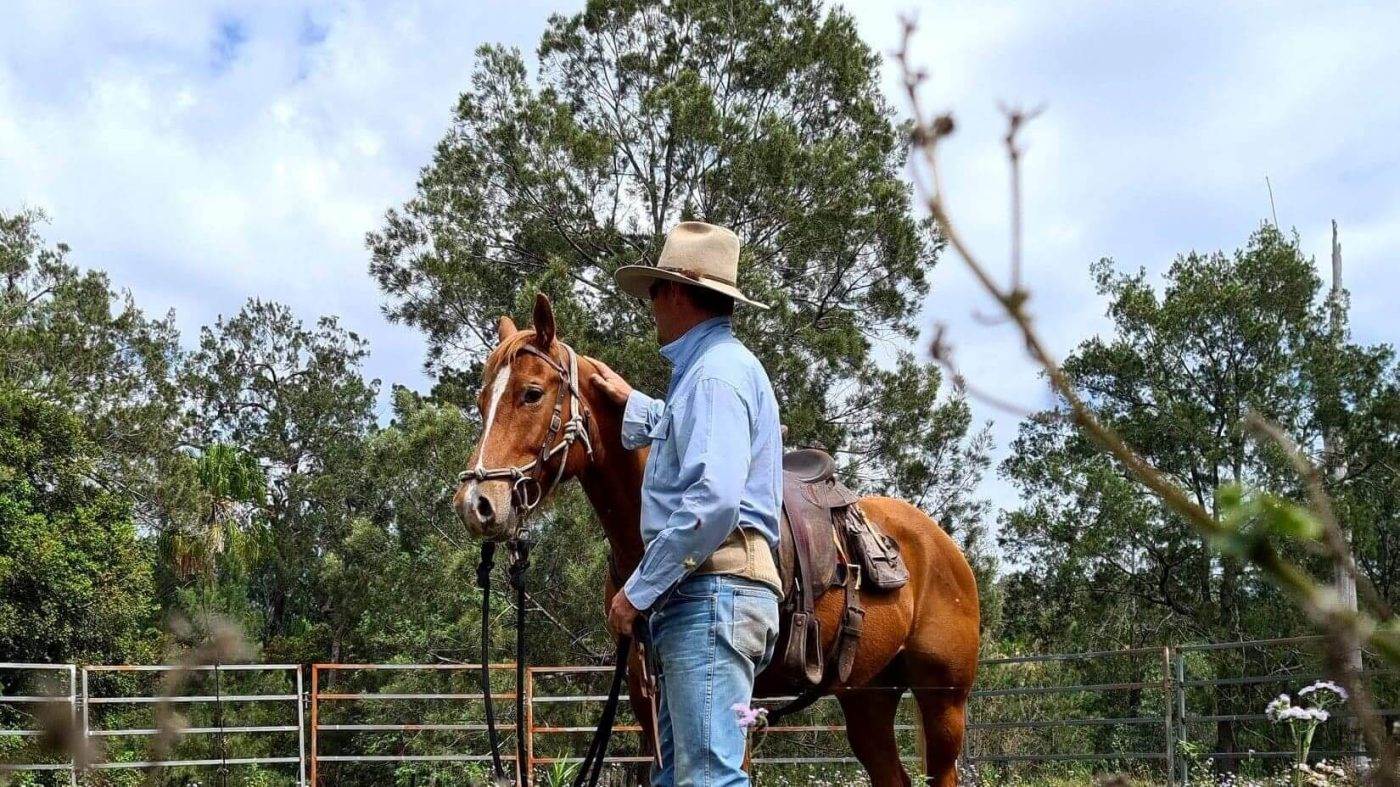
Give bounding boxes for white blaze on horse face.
[475,362,513,474]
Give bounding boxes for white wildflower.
[1275,705,1329,722]
[1299,680,1348,701]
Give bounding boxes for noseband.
[460,341,595,522]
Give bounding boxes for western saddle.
[774,448,908,692]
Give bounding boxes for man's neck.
[658,310,716,345]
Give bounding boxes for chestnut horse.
[455,294,979,787]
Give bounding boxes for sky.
[2,1,1398,524]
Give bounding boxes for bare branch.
[896,19,1400,780]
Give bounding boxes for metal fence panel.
[6,635,1397,785]
[81,663,305,785]
[1174,635,1397,784]
[308,662,521,785]
[0,663,78,786]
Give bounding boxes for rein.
[463,341,629,786]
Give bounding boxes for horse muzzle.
[454,479,516,540]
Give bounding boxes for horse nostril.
[474,492,495,524]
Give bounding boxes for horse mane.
[483,330,543,382]
[483,330,590,389]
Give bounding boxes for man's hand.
[606,589,642,639]
[589,359,633,407]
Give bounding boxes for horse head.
[454,293,595,541]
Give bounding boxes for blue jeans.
[647,573,781,787]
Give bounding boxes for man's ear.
[531,292,555,350]
[497,316,518,342]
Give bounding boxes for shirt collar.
[660,316,732,373]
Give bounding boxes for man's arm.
[621,377,753,610]
[620,390,665,450]
[590,359,664,450]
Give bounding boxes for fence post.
[1174,651,1188,786]
[296,666,308,787]
[1163,647,1175,786]
[309,665,319,787]
[80,666,89,778]
[68,664,78,787]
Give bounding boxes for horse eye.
[523,387,545,404]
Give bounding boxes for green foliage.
[1000,226,1400,653]
[1215,483,1323,548]
[0,208,183,522]
[0,385,154,662]
[368,0,990,525]
[179,299,380,656]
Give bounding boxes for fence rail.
[1,636,1393,784]
[0,663,77,786]
[74,663,306,785]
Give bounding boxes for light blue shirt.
[620,316,783,611]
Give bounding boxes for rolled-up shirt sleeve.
[622,377,752,610]
[621,389,666,450]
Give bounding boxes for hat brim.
[614,265,769,309]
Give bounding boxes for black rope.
[765,679,828,723]
[476,541,507,783]
[572,637,631,787]
[508,538,532,787]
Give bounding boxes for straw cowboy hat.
[614,221,768,309]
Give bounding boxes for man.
[589,221,783,786]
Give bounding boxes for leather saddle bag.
[843,506,909,592]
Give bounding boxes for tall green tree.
[180,300,379,657]
[0,385,155,662]
[369,0,988,524]
[0,209,183,519]
[328,387,483,663]
[1000,225,1400,649]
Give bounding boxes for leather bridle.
[459,341,595,524]
[459,340,629,787]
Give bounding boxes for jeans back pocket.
[730,588,780,666]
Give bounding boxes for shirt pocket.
[647,410,673,441]
[643,410,673,483]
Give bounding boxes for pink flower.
[731,703,768,730]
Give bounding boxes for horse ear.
[531,293,555,350]
[497,317,518,341]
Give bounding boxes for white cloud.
[2,0,1397,531]
[841,0,1400,529]
[0,0,558,395]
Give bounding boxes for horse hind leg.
[837,688,912,787]
[912,688,969,787]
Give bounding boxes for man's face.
[648,280,683,343]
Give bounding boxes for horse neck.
[574,358,647,579]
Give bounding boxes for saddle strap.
[780,509,824,682]
[835,564,865,683]
[768,562,865,722]
[784,612,824,685]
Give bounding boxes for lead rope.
[571,636,631,787]
[476,542,508,783]
[508,537,532,786]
